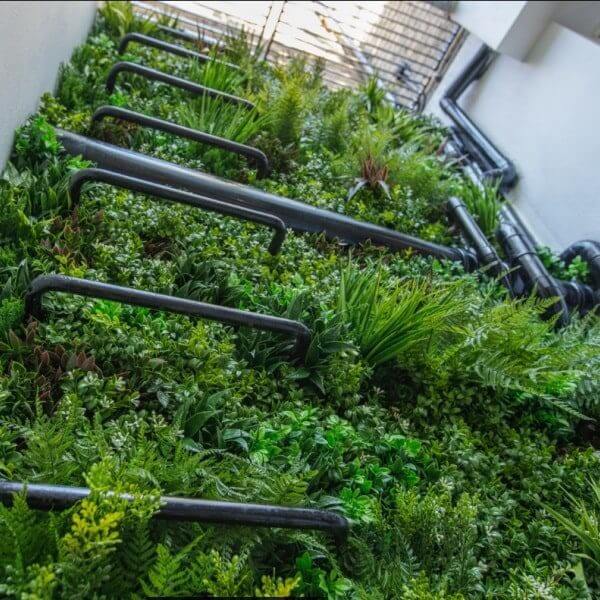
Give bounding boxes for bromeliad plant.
[347,124,397,200]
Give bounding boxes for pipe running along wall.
[0,481,348,537]
[117,32,239,71]
[561,240,600,289]
[497,223,570,327]
[156,23,223,49]
[25,275,311,361]
[446,196,513,293]
[55,129,478,270]
[105,62,255,110]
[440,45,517,191]
[440,45,598,319]
[70,168,285,254]
[500,206,598,314]
[448,198,597,314]
[91,105,270,177]
[556,278,598,314]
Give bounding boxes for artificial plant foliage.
[0,2,598,598]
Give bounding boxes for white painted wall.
[450,1,560,60]
[427,21,600,251]
[0,1,97,168]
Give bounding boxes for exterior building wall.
[0,1,97,168]
[426,18,600,250]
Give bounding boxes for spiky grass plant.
[337,264,467,367]
[459,179,502,237]
[221,27,268,91]
[187,55,245,95]
[375,104,446,154]
[358,77,387,116]
[99,1,157,38]
[177,94,267,174]
[178,57,264,147]
[545,479,600,572]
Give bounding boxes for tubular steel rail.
[91,106,270,177]
[25,275,311,361]
[0,481,348,538]
[117,32,239,70]
[56,129,478,270]
[105,62,255,110]
[157,23,221,47]
[69,168,284,254]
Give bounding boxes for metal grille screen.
[133,1,462,110]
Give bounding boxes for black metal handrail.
[25,275,310,361]
[117,32,239,70]
[70,168,284,254]
[56,129,479,271]
[0,481,348,538]
[91,106,269,177]
[105,62,255,110]
[156,23,222,49]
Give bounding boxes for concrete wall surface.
[0,1,97,168]
[427,22,600,251]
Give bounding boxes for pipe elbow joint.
[560,240,600,288]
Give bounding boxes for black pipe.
[105,62,255,110]
[25,275,310,361]
[0,481,348,537]
[560,240,600,289]
[157,23,221,48]
[70,168,284,254]
[508,275,598,314]
[158,24,202,43]
[56,129,478,270]
[117,32,238,71]
[446,196,513,293]
[440,45,517,190]
[557,279,598,315]
[91,106,269,177]
[500,204,538,254]
[499,210,598,312]
[497,223,570,327]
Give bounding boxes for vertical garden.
[0,2,599,598]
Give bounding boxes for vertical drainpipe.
[439,44,517,191]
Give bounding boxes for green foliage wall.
[0,3,598,598]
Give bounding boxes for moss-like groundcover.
[0,2,599,597]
